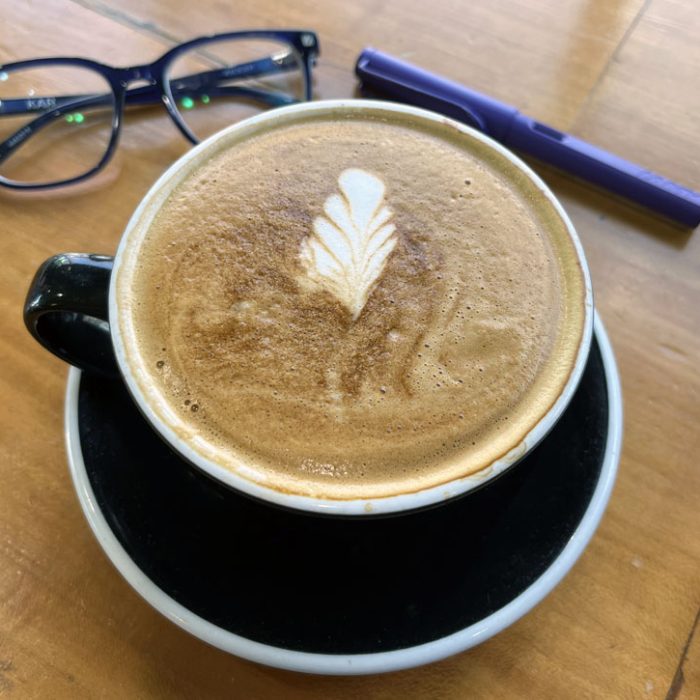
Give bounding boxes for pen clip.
[356,57,488,134]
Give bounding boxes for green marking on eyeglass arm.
[201,95,210,104]
[74,113,85,123]
[65,114,74,123]
[181,96,195,109]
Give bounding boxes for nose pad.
[119,69,199,146]
[160,83,199,145]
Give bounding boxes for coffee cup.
[24,99,593,516]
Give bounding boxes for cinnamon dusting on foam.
[117,112,586,500]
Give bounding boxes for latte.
[117,108,587,499]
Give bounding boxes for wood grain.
[1,0,698,697]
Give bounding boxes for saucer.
[65,314,622,675]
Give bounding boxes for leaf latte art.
[299,168,398,319]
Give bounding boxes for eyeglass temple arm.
[0,53,298,116]
[0,93,106,165]
[166,52,299,100]
[0,55,299,162]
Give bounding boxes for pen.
[355,48,700,228]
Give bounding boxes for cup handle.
[24,253,118,376]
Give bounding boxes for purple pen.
[356,48,700,228]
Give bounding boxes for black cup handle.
[24,253,118,377]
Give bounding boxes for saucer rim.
[64,313,622,676]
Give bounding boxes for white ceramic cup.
[25,99,594,516]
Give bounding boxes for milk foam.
[299,168,397,319]
[119,112,586,500]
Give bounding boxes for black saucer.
[68,320,620,671]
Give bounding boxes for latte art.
[119,109,587,501]
[299,168,398,319]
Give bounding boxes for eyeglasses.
[0,30,319,189]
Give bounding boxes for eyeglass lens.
[0,64,115,186]
[165,37,306,142]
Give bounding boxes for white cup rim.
[109,99,594,516]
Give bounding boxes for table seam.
[666,604,700,700]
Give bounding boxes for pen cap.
[356,48,520,141]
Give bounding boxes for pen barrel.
[357,48,700,228]
[507,116,700,228]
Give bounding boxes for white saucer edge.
[64,312,623,676]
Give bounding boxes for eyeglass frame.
[0,29,320,190]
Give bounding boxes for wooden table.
[1,1,698,697]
